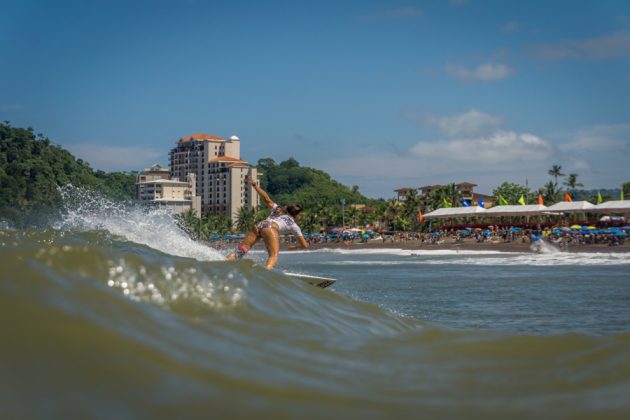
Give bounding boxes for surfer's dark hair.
[285,204,302,218]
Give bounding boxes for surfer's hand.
[248,176,258,187]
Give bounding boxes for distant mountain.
[576,188,622,201]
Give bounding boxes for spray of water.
[55,185,225,262]
[530,239,561,254]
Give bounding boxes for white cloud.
[445,63,513,81]
[557,124,630,152]
[321,123,628,197]
[66,143,165,171]
[423,109,502,136]
[532,32,630,60]
[409,131,553,162]
[568,158,591,172]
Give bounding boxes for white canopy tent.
[545,201,595,213]
[590,200,630,213]
[423,206,487,219]
[483,204,550,217]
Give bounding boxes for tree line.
[2,122,627,234]
[0,122,136,225]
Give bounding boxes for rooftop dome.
[228,135,240,141]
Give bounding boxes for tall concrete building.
[169,133,259,221]
[135,164,201,215]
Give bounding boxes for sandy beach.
[288,239,630,253]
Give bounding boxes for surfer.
[227,176,308,269]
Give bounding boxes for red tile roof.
[210,156,245,162]
[178,133,225,143]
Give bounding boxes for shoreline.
[278,239,630,253]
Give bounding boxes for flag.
[443,198,452,208]
[518,195,526,205]
[461,199,471,207]
[538,194,544,205]
[597,192,602,204]
[498,195,508,205]
[417,210,424,223]
[563,192,573,202]
[477,197,485,207]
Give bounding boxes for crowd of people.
[209,223,628,250]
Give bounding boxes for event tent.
[483,204,550,217]
[590,200,630,213]
[545,201,595,213]
[423,206,487,219]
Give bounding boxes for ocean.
[1,189,629,419]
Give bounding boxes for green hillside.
[0,123,136,225]
[257,157,374,209]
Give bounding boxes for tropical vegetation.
[0,122,136,225]
[1,122,627,234]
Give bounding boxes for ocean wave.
[2,226,630,417]
[2,187,629,417]
[55,185,224,261]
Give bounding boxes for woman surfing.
[226,176,308,269]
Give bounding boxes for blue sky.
[2,0,629,198]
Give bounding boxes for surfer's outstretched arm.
[249,176,275,209]
[297,236,309,249]
[288,234,309,251]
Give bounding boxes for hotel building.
[169,133,259,221]
[135,164,201,215]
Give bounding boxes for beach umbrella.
[570,225,582,229]
[615,231,628,236]
[587,226,597,230]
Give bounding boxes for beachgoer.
[226,176,308,269]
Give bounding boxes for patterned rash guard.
[261,204,303,237]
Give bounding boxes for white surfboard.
[284,272,336,289]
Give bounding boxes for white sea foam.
[288,247,512,256]
[322,252,630,266]
[56,186,225,262]
[437,252,630,266]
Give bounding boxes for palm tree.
[382,198,399,230]
[176,208,204,239]
[235,206,257,232]
[345,206,360,228]
[314,199,335,231]
[402,189,422,231]
[548,164,565,186]
[300,210,319,234]
[540,181,560,204]
[427,183,461,210]
[563,173,584,199]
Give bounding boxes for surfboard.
[284,272,336,289]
